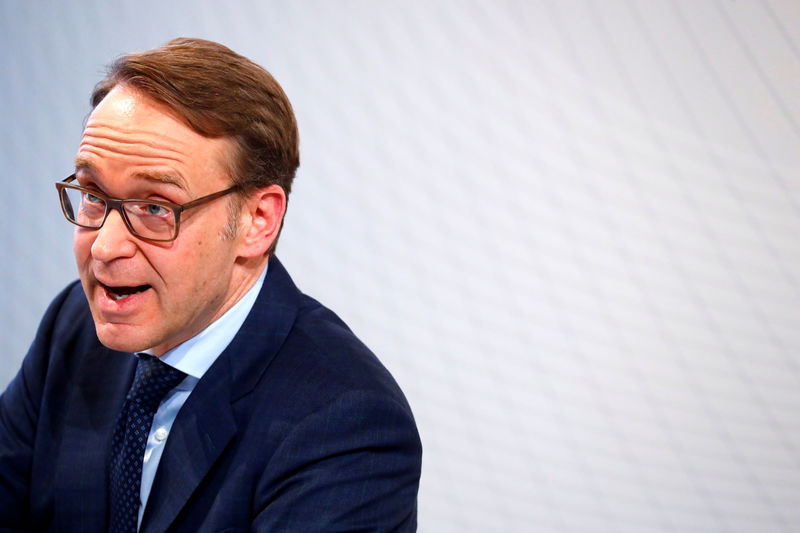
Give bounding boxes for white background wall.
[2,1,800,531]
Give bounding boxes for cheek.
[155,244,208,285]
[73,230,93,262]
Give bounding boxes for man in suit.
[0,38,421,532]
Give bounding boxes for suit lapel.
[140,257,303,532]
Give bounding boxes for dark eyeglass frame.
[55,174,239,243]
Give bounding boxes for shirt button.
[154,427,168,441]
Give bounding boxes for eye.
[84,192,104,204]
[145,203,170,217]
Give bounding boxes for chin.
[93,322,153,354]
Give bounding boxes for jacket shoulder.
[287,294,412,409]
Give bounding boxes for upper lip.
[102,282,150,291]
[94,273,151,291]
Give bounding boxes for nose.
[90,208,137,262]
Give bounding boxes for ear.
[235,184,286,258]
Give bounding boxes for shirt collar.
[143,262,268,380]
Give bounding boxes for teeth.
[105,285,150,301]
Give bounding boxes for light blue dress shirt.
[136,264,267,529]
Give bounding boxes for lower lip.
[97,286,153,315]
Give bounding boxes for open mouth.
[102,283,152,301]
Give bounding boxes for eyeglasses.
[55,174,238,242]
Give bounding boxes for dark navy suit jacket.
[0,257,421,532]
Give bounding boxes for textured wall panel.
[1,1,799,531]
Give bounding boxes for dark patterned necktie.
[109,354,186,533]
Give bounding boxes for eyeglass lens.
[60,187,177,240]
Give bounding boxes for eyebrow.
[74,156,98,177]
[132,171,188,191]
[73,156,188,191]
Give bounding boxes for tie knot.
[127,354,187,411]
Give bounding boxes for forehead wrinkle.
[80,124,191,164]
[76,146,190,192]
[76,145,189,179]
[73,152,187,194]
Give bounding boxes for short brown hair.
[91,37,300,254]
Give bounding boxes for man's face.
[74,85,244,355]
